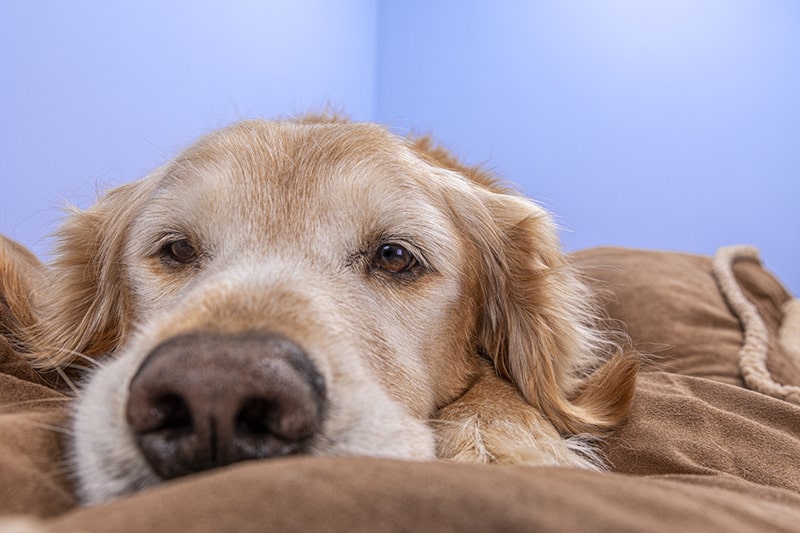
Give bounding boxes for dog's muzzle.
[126,332,326,479]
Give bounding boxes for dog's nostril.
[235,397,318,441]
[127,332,326,480]
[127,391,192,435]
[236,398,274,435]
[153,393,192,431]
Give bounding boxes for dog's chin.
[70,342,438,505]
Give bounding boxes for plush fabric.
[1,246,799,532]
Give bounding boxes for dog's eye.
[162,238,198,265]
[374,244,417,274]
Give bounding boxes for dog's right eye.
[374,244,417,274]
[161,238,198,265]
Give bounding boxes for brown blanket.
[2,246,799,532]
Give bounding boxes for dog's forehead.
[156,120,436,205]
[141,120,458,252]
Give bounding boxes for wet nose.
[126,332,325,480]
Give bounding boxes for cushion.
[2,245,799,531]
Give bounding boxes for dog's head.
[29,118,634,502]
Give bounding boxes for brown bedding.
[2,245,799,532]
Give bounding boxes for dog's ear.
[0,236,42,356]
[28,173,162,371]
[448,179,637,437]
[474,190,637,436]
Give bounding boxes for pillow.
[2,244,799,531]
[576,246,799,387]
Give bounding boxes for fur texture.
[7,117,637,504]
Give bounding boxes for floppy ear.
[409,135,636,436]
[27,173,162,371]
[453,183,637,437]
[0,236,42,356]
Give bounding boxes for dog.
[11,116,637,504]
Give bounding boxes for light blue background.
[2,1,797,295]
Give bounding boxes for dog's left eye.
[374,244,417,274]
[161,238,198,265]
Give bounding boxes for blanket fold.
[2,245,798,531]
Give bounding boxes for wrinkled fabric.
[2,247,799,532]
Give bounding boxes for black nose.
[126,332,325,480]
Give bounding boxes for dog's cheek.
[309,374,437,460]
[124,258,189,320]
[375,280,475,412]
[71,351,160,504]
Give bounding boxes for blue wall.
[1,0,377,252]
[2,1,797,294]
[378,1,799,295]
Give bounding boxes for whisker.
[56,367,80,396]
[1,418,74,437]
[50,347,102,369]
[27,421,74,437]
[0,397,70,411]
[43,463,75,480]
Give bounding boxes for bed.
[2,243,799,532]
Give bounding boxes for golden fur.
[0,236,42,356]
[3,117,637,503]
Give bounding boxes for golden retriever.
[9,116,637,504]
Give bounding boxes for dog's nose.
[126,332,325,480]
